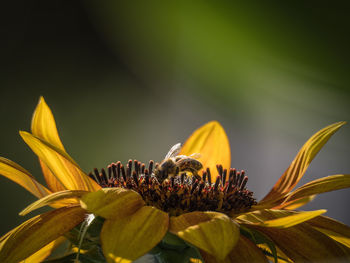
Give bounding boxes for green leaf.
[64,216,104,249]
[149,232,203,263]
[160,232,188,250]
[240,226,278,263]
[154,246,202,263]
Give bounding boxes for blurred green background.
[1,1,349,235]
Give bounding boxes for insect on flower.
[0,97,350,263]
[154,143,203,183]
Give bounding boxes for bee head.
[160,158,176,170]
[155,158,177,182]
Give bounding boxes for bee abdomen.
[176,158,203,171]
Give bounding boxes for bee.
[154,143,203,183]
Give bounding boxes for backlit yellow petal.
[20,190,88,216]
[169,211,239,260]
[257,223,350,262]
[283,174,350,204]
[80,188,144,219]
[278,195,315,210]
[189,258,203,263]
[260,122,346,206]
[31,97,65,150]
[31,97,74,192]
[0,206,85,263]
[237,209,326,228]
[20,237,65,263]
[259,210,326,228]
[180,121,231,178]
[101,206,168,262]
[39,160,66,192]
[307,215,350,249]
[0,157,51,198]
[20,131,100,192]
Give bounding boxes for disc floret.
[89,160,257,216]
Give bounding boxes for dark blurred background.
[1,1,349,235]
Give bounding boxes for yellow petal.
[39,160,66,192]
[31,97,65,150]
[199,250,229,263]
[259,210,326,228]
[283,174,350,204]
[101,206,168,262]
[199,236,269,263]
[169,212,239,260]
[80,188,145,219]
[29,97,100,192]
[0,206,85,263]
[237,209,326,228]
[307,215,350,249]
[238,209,326,228]
[260,122,346,206]
[20,190,88,216]
[227,235,269,263]
[31,97,73,192]
[189,258,203,263]
[180,121,231,178]
[278,195,316,210]
[257,222,350,262]
[105,257,131,263]
[0,157,51,198]
[20,237,65,263]
[20,131,100,192]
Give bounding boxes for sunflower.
[0,97,350,263]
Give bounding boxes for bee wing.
[164,143,182,159]
[189,153,202,159]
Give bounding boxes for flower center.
[88,159,257,216]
